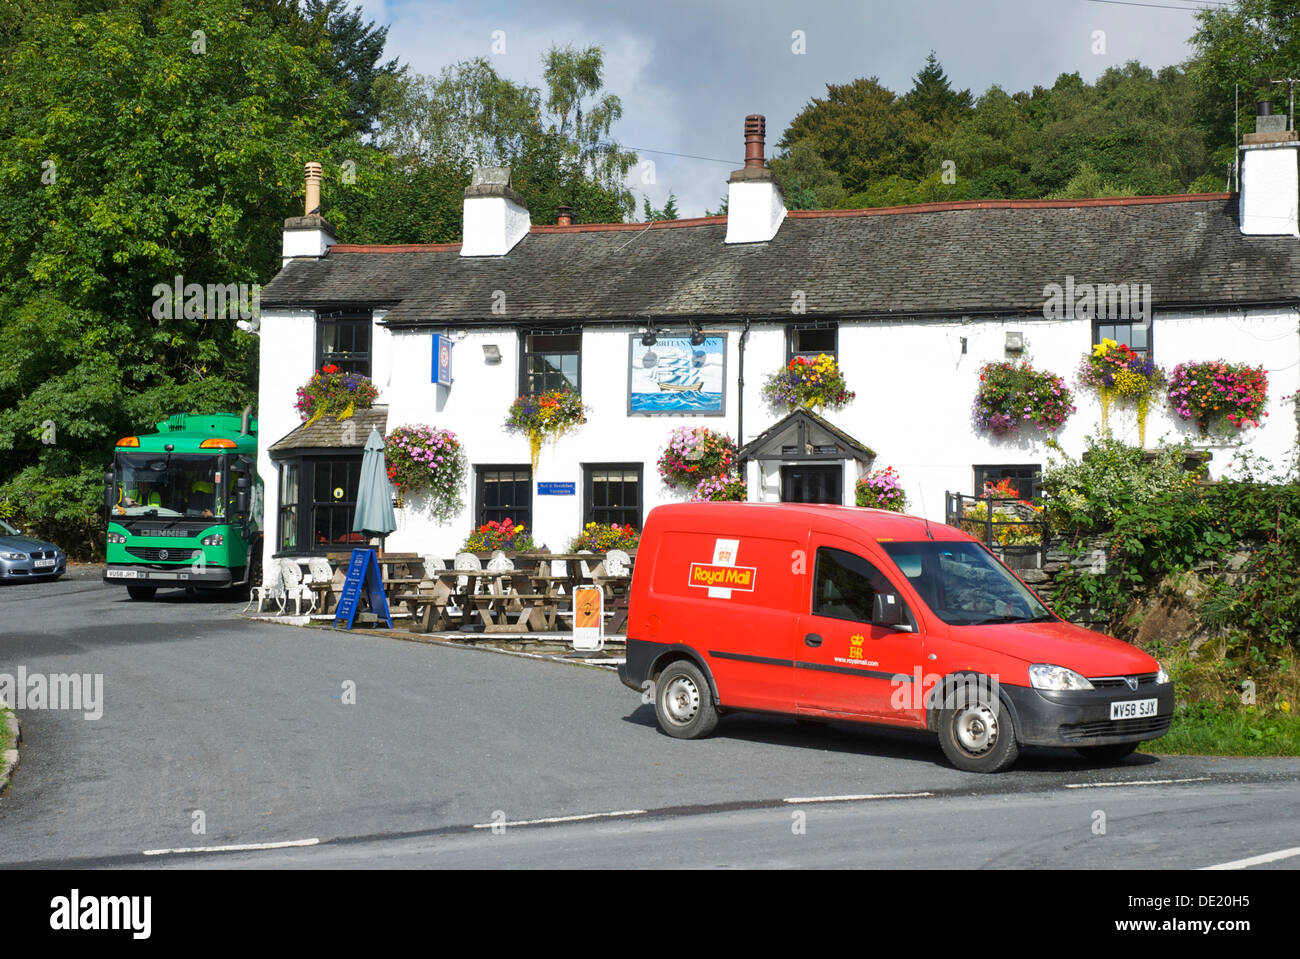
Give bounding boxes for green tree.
[642,192,680,221]
[770,140,848,210]
[0,0,350,550]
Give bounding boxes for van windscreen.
[878,541,1053,626]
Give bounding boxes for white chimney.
[725,114,787,245]
[281,161,337,266]
[1239,102,1300,238]
[461,167,531,257]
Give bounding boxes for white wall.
[258,304,1300,565]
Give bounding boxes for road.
[2,572,1298,869]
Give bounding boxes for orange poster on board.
[573,587,602,630]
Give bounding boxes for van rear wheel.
[937,682,1019,773]
[654,661,719,740]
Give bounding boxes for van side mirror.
[872,592,906,629]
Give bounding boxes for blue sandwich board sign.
[432,334,453,386]
[333,548,393,630]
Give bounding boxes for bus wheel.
[654,661,719,740]
[937,682,1020,773]
[126,585,156,600]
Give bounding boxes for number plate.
[1110,698,1158,721]
[33,558,55,568]
[106,569,141,579]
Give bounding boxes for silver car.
[0,518,66,581]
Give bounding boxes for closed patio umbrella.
[352,427,396,548]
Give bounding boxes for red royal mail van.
[619,502,1173,772]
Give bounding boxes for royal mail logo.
[850,633,865,647]
[689,563,757,591]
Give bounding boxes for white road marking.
[1063,777,1211,789]
[472,809,647,829]
[784,792,934,804]
[143,838,320,856]
[1201,845,1300,870]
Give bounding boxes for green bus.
[103,410,262,599]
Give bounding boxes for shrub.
[505,389,588,469]
[762,353,855,412]
[569,522,640,552]
[463,517,535,552]
[973,360,1074,436]
[657,427,738,489]
[692,474,747,502]
[1077,339,1166,445]
[295,365,380,425]
[384,425,466,522]
[1167,360,1268,435]
[855,466,907,512]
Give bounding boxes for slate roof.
[267,406,388,454]
[259,195,1300,326]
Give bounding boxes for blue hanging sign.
[537,482,576,495]
[432,334,453,386]
[333,548,393,630]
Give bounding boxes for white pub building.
[256,114,1300,569]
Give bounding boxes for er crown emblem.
[850,633,865,646]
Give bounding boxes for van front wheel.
[655,661,719,740]
[937,684,1020,773]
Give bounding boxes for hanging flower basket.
[692,474,747,502]
[463,518,535,553]
[569,522,640,552]
[657,427,739,490]
[505,389,588,469]
[384,425,466,523]
[295,365,380,426]
[762,353,855,412]
[973,359,1074,436]
[1077,340,1166,445]
[855,466,907,512]
[1167,360,1268,435]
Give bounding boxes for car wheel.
[126,585,156,600]
[654,660,719,740]
[937,681,1020,773]
[1076,742,1139,763]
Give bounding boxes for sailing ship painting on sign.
[628,333,727,415]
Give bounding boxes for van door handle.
[804,633,823,648]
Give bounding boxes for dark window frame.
[518,328,582,396]
[786,322,839,361]
[583,463,643,529]
[973,464,1042,500]
[272,453,366,556]
[475,465,533,529]
[1092,317,1151,361]
[316,309,373,377]
[811,546,914,627]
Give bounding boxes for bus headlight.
[106,532,126,544]
[200,534,223,546]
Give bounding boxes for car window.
[812,546,913,626]
[879,541,1052,626]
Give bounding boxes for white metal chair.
[603,549,631,578]
[277,558,315,616]
[246,561,285,614]
[486,550,514,571]
[302,557,336,614]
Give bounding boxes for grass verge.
[1146,702,1300,756]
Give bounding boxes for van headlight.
[1029,664,1095,691]
[1155,662,1169,685]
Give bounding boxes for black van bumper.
[1002,682,1176,747]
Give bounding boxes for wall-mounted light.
[689,322,706,346]
[1005,331,1025,353]
[642,321,657,347]
[960,336,968,355]
[482,344,502,364]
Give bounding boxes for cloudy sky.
[359,0,1213,218]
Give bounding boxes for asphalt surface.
[2,570,1299,869]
